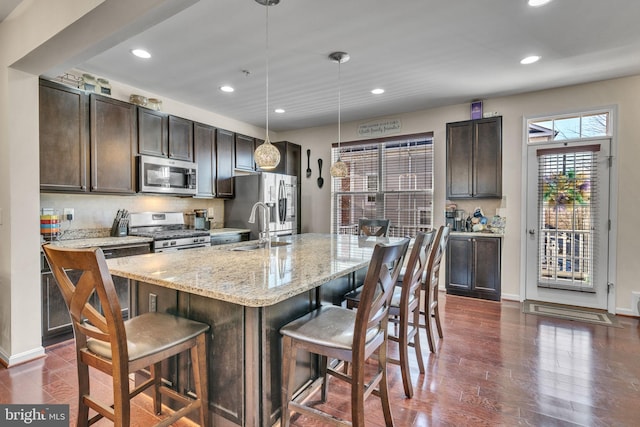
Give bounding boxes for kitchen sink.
[231,241,291,251]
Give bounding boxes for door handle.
[528,229,536,235]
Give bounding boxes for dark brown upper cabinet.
[216,128,235,198]
[90,94,137,194]
[138,107,168,157]
[194,122,216,198]
[39,79,90,192]
[446,116,502,199]
[234,133,255,171]
[168,115,194,161]
[255,140,301,178]
[137,108,193,161]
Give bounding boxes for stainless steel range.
[128,212,211,252]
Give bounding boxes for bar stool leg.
[281,336,296,427]
[412,312,425,375]
[398,309,413,398]
[150,362,162,415]
[377,341,394,426]
[192,334,209,427]
[77,361,90,427]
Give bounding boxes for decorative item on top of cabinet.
[89,94,137,194]
[39,79,90,193]
[216,128,235,198]
[235,133,255,171]
[194,122,217,198]
[445,234,501,301]
[446,116,502,199]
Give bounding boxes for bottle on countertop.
[465,216,472,232]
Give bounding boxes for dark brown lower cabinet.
[129,268,358,427]
[209,232,249,246]
[41,243,150,346]
[445,235,501,301]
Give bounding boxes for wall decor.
[357,118,401,137]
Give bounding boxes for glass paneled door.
[525,139,611,309]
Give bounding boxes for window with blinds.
[537,145,599,291]
[331,135,433,238]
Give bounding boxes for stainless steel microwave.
[138,155,197,195]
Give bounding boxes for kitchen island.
[106,233,392,427]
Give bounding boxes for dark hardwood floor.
[1,294,639,426]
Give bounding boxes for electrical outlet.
[63,208,74,221]
[149,293,157,312]
[632,292,640,316]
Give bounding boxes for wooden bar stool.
[422,225,450,352]
[280,238,410,427]
[42,244,210,427]
[344,231,435,398]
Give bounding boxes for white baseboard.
[614,307,639,318]
[500,293,521,302]
[0,346,45,367]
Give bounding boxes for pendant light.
[329,51,349,178]
[254,0,281,170]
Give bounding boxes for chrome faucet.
[248,202,271,248]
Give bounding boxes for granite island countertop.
[106,233,399,307]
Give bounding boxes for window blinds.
[331,137,434,237]
[536,145,599,291]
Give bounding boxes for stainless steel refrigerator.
[224,172,297,240]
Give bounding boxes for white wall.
[0,0,210,365]
[280,75,640,315]
[0,0,108,366]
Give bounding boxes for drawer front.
[210,233,249,246]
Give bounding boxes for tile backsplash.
[40,193,224,231]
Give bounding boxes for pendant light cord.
[338,58,341,157]
[265,3,270,143]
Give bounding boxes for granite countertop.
[45,235,153,249]
[106,233,399,308]
[44,228,249,249]
[450,231,504,238]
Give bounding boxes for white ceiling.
[55,0,640,132]
[0,0,21,23]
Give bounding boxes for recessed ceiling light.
[520,55,541,65]
[371,88,385,95]
[528,0,552,7]
[131,49,151,59]
[274,108,285,114]
[219,85,234,93]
